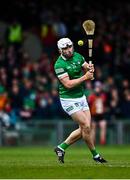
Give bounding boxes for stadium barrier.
[0,119,130,146]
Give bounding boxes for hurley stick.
[82,20,95,79]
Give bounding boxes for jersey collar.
[61,54,67,60]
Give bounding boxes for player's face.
[61,45,74,59]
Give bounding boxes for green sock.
[91,148,99,157]
[58,142,70,151]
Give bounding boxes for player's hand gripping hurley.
[82,20,95,80]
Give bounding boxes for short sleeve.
[81,55,87,67]
[54,63,68,79]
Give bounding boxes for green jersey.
[54,52,86,98]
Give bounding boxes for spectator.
[0,85,11,128]
[109,87,121,120]
[88,81,108,145]
[40,23,57,57]
[9,84,23,126]
[120,90,130,119]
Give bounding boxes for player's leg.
[71,110,95,151]
[54,97,83,162]
[99,119,107,145]
[54,96,107,163]
[71,110,107,163]
[64,127,82,145]
[91,120,97,144]
[55,127,81,154]
[54,127,82,163]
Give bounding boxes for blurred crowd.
[0,0,130,129]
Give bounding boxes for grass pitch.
[0,145,130,179]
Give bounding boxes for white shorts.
[60,95,90,116]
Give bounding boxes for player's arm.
[81,55,94,72]
[55,62,93,89]
[59,72,93,89]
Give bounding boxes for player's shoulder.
[74,51,82,57]
[54,56,65,69]
[74,52,85,61]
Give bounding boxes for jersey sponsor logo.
[66,106,74,112]
[55,68,65,74]
[74,102,79,107]
[66,66,71,69]
[73,61,80,64]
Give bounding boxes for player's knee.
[82,125,91,134]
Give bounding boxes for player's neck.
[61,54,67,60]
[61,54,73,61]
